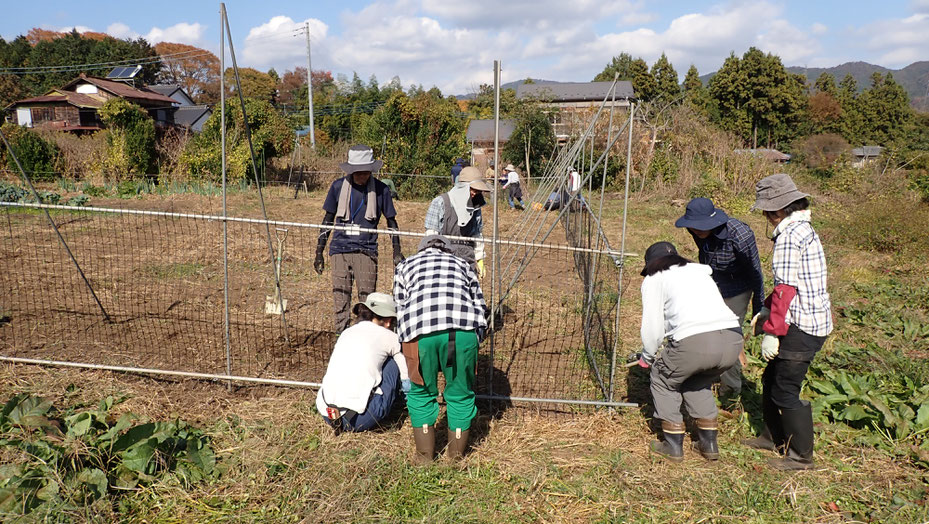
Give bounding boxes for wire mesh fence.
[0,201,630,407]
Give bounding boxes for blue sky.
[2,1,927,94]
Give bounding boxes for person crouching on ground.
[674,197,765,397]
[315,292,410,433]
[743,174,832,470]
[424,166,492,278]
[393,235,487,464]
[638,241,743,462]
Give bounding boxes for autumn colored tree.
[154,42,219,102]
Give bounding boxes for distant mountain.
[455,78,563,100]
[699,61,929,109]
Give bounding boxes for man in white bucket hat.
[315,145,404,332]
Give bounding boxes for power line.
[0,49,207,74]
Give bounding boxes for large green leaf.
[916,404,929,428]
[841,404,871,421]
[120,438,157,474]
[6,396,53,429]
[35,479,58,501]
[72,468,107,500]
[65,412,94,438]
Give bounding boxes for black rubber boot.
[446,428,470,461]
[769,403,815,471]
[650,420,685,463]
[412,424,435,465]
[694,417,720,460]
[743,378,786,452]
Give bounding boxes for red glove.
[762,284,796,336]
[638,357,650,369]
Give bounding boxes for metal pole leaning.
[0,127,111,323]
[489,59,501,397]
[223,7,291,346]
[220,3,232,380]
[609,102,636,404]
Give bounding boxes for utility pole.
[305,22,316,149]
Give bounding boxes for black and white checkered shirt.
[393,247,487,343]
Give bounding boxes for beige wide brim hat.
[751,173,809,211]
[504,164,516,171]
[458,166,491,192]
[339,144,383,175]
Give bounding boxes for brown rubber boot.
[694,417,720,460]
[412,424,435,465]
[446,428,470,461]
[650,420,685,463]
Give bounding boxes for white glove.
[761,335,780,361]
[751,307,771,336]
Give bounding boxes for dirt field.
[0,185,626,405]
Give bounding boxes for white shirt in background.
[504,171,520,187]
[315,321,409,416]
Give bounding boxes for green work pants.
[406,329,478,431]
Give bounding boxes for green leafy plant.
[0,393,216,517]
[98,98,157,178]
[0,180,26,202]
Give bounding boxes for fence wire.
[0,202,631,407]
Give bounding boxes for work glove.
[392,248,405,267]
[313,247,325,275]
[476,259,485,278]
[751,307,771,336]
[761,335,780,361]
[401,379,411,395]
[638,357,651,369]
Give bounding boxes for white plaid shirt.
[771,219,833,337]
[393,248,487,343]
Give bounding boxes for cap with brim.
[352,292,396,318]
[418,234,452,252]
[751,173,809,212]
[643,241,678,265]
[674,197,729,230]
[339,145,384,175]
[458,166,491,192]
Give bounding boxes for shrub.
[98,98,156,178]
[45,130,107,180]
[836,194,929,255]
[1,123,61,180]
[794,133,850,169]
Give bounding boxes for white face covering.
[771,209,812,238]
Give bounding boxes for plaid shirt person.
[695,219,765,315]
[393,246,487,343]
[771,218,832,337]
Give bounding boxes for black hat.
[641,241,679,276]
[674,198,729,230]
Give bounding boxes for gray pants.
[719,291,751,392]
[331,252,377,333]
[651,329,743,424]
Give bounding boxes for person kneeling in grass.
[638,241,743,462]
[316,292,410,433]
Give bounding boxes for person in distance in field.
[316,292,410,433]
[743,174,832,471]
[675,197,765,397]
[638,241,743,463]
[314,145,404,333]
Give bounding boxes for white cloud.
[856,12,929,67]
[811,22,827,35]
[241,16,329,71]
[756,19,821,64]
[106,22,139,40]
[420,0,634,30]
[911,0,929,14]
[144,22,207,47]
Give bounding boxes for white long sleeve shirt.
[503,171,520,187]
[315,321,409,416]
[640,263,739,361]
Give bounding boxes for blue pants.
[325,358,401,432]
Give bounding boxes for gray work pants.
[719,290,751,392]
[331,252,377,333]
[650,328,743,424]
